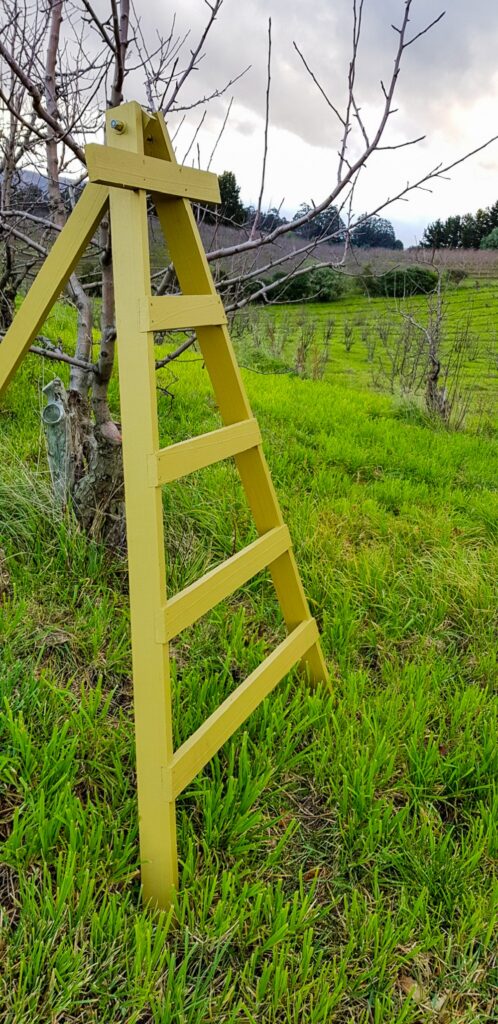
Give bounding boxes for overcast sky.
[141,0,498,245]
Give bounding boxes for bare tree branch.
[80,0,115,51]
[29,341,96,371]
[293,41,346,127]
[162,0,223,113]
[155,332,197,368]
[206,96,233,169]
[404,10,445,48]
[0,36,86,162]
[250,17,271,240]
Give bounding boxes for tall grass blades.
[0,309,496,1021]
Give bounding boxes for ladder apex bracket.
[85,143,221,204]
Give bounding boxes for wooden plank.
[150,418,262,485]
[106,102,178,909]
[158,525,291,641]
[169,618,319,797]
[86,143,221,203]
[140,293,227,332]
[0,184,108,396]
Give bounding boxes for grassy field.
[232,277,498,427]
[0,301,497,1022]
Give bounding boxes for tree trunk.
[425,356,450,422]
[0,84,22,331]
[424,274,450,423]
[39,0,125,542]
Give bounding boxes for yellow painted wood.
[106,102,177,909]
[0,101,329,911]
[169,618,319,798]
[0,183,108,396]
[86,143,221,203]
[140,293,227,332]
[158,525,291,642]
[151,418,261,485]
[145,113,329,686]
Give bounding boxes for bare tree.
[0,4,43,328]
[0,0,496,536]
[390,270,485,427]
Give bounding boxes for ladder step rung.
[151,418,262,485]
[169,618,319,797]
[157,525,290,642]
[140,294,227,332]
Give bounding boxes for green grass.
[0,307,497,1022]
[233,278,498,422]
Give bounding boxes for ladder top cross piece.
[86,142,221,203]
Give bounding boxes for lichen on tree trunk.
[72,423,125,547]
[41,379,125,545]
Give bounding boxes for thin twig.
[29,344,97,371]
[155,332,197,368]
[250,17,271,240]
[293,42,345,126]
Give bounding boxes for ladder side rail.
[144,114,327,684]
[0,184,108,396]
[107,103,178,908]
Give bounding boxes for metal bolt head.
[110,118,125,134]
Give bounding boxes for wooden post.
[106,102,178,907]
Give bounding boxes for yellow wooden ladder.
[0,101,328,908]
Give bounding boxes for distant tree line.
[6,165,403,253]
[205,172,403,249]
[422,201,498,249]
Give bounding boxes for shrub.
[360,265,439,297]
[443,268,468,286]
[264,267,346,303]
[268,272,312,302]
[309,268,346,301]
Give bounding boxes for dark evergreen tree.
[459,212,479,248]
[217,170,246,225]
[422,200,498,249]
[256,207,288,231]
[350,215,402,249]
[445,215,462,247]
[421,218,446,248]
[475,207,493,239]
[203,170,247,225]
[292,203,344,241]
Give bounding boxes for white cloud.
[142,0,498,242]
